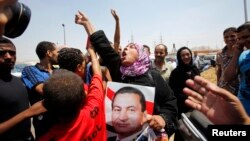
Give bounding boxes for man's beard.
[155,57,164,62]
[50,59,58,65]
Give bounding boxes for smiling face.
[120,43,139,67]
[0,42,16,72]
[154,44,167,62]
[180,49,192,65]
[112,93,145,138]
[237,28,250,49]
[224,30,237,48]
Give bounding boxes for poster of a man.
[105,82,156,141]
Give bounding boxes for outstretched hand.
[111,9,119,21]
[26,100,47,117]
[183,76,249,124]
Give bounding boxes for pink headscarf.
[120,43,150,78]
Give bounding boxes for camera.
[4,2,31,38]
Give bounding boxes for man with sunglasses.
[0,37,34,140]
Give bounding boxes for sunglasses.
[0,50,16,56]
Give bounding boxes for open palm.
[184,76,248,124]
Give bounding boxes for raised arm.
[75,10,101,76]
[87,40,101,76]
[183,76,250,125]
[0,100,46,134]
[75,11,95,36]
[75,11,121,82]
[111,9,120,53]
[223,42,243,82]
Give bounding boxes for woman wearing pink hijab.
[91,33,178,135]
[75,11,178,137]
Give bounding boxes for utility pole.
[244,0,248,22]
[160,34,163,43]
[62,24,66,45]
[131,33,134,43]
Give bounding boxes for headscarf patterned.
[120,43,150,78]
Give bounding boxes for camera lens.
[4,2,31,38]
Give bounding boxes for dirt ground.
[200,67,217,84]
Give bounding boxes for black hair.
[155,44,168,54]
[0,37,15,48]
[143,44,151,53]
[112,86,146,112]
[176,46,193,66]
[58,48,85,72]
[237,21,250,32]
[43,69,85,122]
[36,41,56,60]
[223,27,237,35]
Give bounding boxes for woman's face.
[180,49,192,65]
[223,30,237,47]
[120,43,139,67]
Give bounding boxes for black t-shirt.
[0,75,32,140]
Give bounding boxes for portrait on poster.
[105,81,156,141]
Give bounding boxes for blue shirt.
[22,64,51,91]
[21,63,55,138]
[238,50,250,115]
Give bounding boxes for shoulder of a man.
[165,62,174,71]
[21,65,47,89]
[22,65,41,75]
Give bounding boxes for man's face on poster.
[112,93,146,137]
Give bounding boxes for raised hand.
[183,76,250,124]
[75,10,95,35]
[75,11,89,26]
[111,9,119,21]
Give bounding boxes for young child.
[38,29,106,140]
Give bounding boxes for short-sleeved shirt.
[22,64,51,104]
[0,75,32,140]
[38,74,106,141]
[238,50,250,115]
[22,63,55,138]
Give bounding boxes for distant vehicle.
[198,55,216,72]
[166,57,176,62]
[202,55,216,64]
[11,62,36,77]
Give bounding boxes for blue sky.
[13,0,250,62]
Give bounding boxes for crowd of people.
[1,0,250,141]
